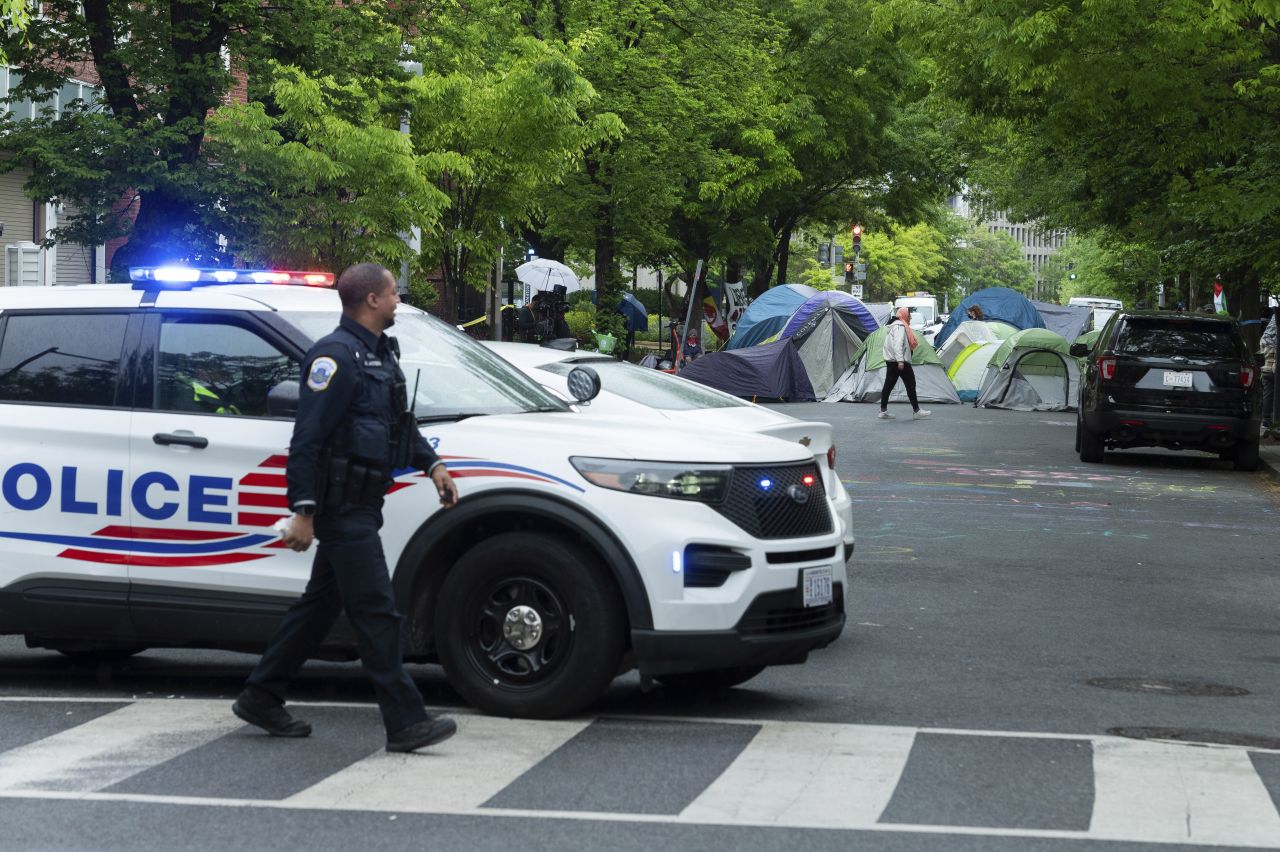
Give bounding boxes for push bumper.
[631,583,845,676]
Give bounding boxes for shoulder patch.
[307,356,339,391]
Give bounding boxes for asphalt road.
[2,403,1279,851]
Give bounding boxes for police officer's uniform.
[243,314,440,736]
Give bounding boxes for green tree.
[0,0,428,279]
[886,0,1280,340]
[951,225,1034,298]
[204,63,452,276]
[409,4,619,321]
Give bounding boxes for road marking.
[0,699,241,792]
[285,714,590,812]
[680,722,915,828]
[1091,737,1280,848]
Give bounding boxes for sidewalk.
[1260,432,1280,482]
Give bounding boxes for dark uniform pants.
[246,505,427,734]
[880,361,921,410]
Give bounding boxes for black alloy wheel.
[434,531,626,718]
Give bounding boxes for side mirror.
[566,366,601,404]
[267,380,300,418]
[1069,343,1089,358]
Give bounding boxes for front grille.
[737,584,844,636]
[713,463,833,540]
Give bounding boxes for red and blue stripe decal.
[9,452,579,568]
[435,456,584,492]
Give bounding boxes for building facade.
[947,193,1067,286]
[1,66,108,287]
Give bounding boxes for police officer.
[232,263,460,753]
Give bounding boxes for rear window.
[0,312,128,407]
[1115,317,1244,358]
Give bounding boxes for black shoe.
[386,716,457,753]
[232,691,312,738]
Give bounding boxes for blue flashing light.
[129,267,335,290]
[153,266,201,283]
[759,478,772,490]
[671,551,682,574]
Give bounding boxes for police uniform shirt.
[286,315,442,513]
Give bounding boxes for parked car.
[483,341,855,559]
[1072,311,1260,470]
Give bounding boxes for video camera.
[538,284,569,316]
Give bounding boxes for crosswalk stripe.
[680,721,916,828]
[284,715,592,813]
[1091,737,1280,848]
[0,700,242,793]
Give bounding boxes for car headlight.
[570,457,732,502]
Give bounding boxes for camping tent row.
[681,287,885,400]
[683,284,1087,409]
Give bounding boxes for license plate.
[1162,370,1193,388]
[802,566,833,608]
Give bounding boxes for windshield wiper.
[416,412,486,424]
[526,405,569,413]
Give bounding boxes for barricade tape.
[459,304,515,329]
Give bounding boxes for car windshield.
[282,308,569,417]
[1116,317,1244,359]
[538,358,745,411]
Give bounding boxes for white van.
[1067,296,1123,331]
[0,268,848,718]
[894,294,940,329]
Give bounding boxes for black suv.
[1072,311,1261,470]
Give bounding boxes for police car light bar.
[129,267,335,289]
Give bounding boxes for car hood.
[472,411,813,465]
[658,407,833,454]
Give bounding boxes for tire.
[434,531,627,719]
[655,665,766,692]
[1234,438,1260,472]
[1078,416,1105,463]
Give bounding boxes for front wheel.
[434,531,627,719]
[655,666,766,692]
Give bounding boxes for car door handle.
[153,432,209,449]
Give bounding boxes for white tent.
[935,320,1016,369]
[946,340,1002,402]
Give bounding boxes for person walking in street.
[879,306,931,420]
[1262,310,1276,436]
[233,262,460,753]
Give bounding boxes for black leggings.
[880,361,920,411]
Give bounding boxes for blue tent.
[679,338,816,401]
[725,284,817,350]
[934,287,1046,349]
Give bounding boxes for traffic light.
[844,261,854,284]
[851,225,863,256]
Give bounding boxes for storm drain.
[1086,677,1249,697]
[1109,727,1280,750]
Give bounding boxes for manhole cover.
[1086,677,1249,697]
[1109,727,1280,750]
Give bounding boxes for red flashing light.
[802,475,816,486]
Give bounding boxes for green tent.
[824,325,961,403]
[974,328,1080,411]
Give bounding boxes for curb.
[1260,439,1280,484]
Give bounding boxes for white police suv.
[0,268,848,718]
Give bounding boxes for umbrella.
[616,292,648,333]
[515,259,582,303]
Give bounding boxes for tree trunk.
[774,223,793,288]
